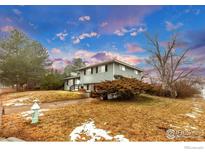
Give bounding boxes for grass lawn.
[1,94,205,141]
[0,90,86,106]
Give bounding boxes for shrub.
[146,85,164,96]
[95,77,152,100]
[175,80,200,98]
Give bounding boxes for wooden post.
[0,102,2,131]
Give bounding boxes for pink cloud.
[160,39,189,48]
[74,50,142,66]
[0,26,15,32]
[49,58,71,72]
[126,43,144,53]
[99,6,160,34]
[50,48,62,54]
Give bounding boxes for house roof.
[64,76,80,80]
[77,59,143,72]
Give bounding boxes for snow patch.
[20,109,49,120]
[4,97,30,106]
[193,107,203,113]
[184,125,197,130]
[69,120,129,142]
[169,124,181,129]
[185,112,199,118]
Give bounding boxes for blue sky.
[0,5,205,75]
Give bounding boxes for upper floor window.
[96,67,98,73]
[134,70,139,75]
[87,68,92,75]
[105,65,108,72]
[119,65,126,71]
[99,65,106,73]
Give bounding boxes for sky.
[0,5,205,76]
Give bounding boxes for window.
[134,70,138,75]
[84,69,86,75]
[96,67,98,73]
[99,65,106,73]
[91,68,93,74]
[87,68,91,74]
[68,79,73,86]
[105,65,108,72]
[75,79,80,84]
[119,65,126,71]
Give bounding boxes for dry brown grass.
[1,94,205,141]
[0,90,85,105]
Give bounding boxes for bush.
[95,77,152,100]
[175,80,200,98]
[146,85,164,96]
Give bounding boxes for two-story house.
[64,59,143,91]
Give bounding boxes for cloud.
[13,9,22,15]
[72,32,98,44]
[99,6,160,34]
[160,40,189,48]
[74,50,95,59]
[74,50,142,65]
[185,8,201,15]
[50,58,71,72]
[56,31,68,40]
[125,43,144,53]
[188,46,205,64]
[130,31,137,36]
[79,16,91,22]
[114,25,146,36]
[50,48,62,54]
[0,26,15,32]
[165,21,183,31]
[114,28,128,36]
[5,17,12,22]
[72,38,80,44]
[186,29,205,50]
[100,22,108,27]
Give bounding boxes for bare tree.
[145,34,198,97]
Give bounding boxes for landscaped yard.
[1,94,205,141]
[0,90,86,106]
